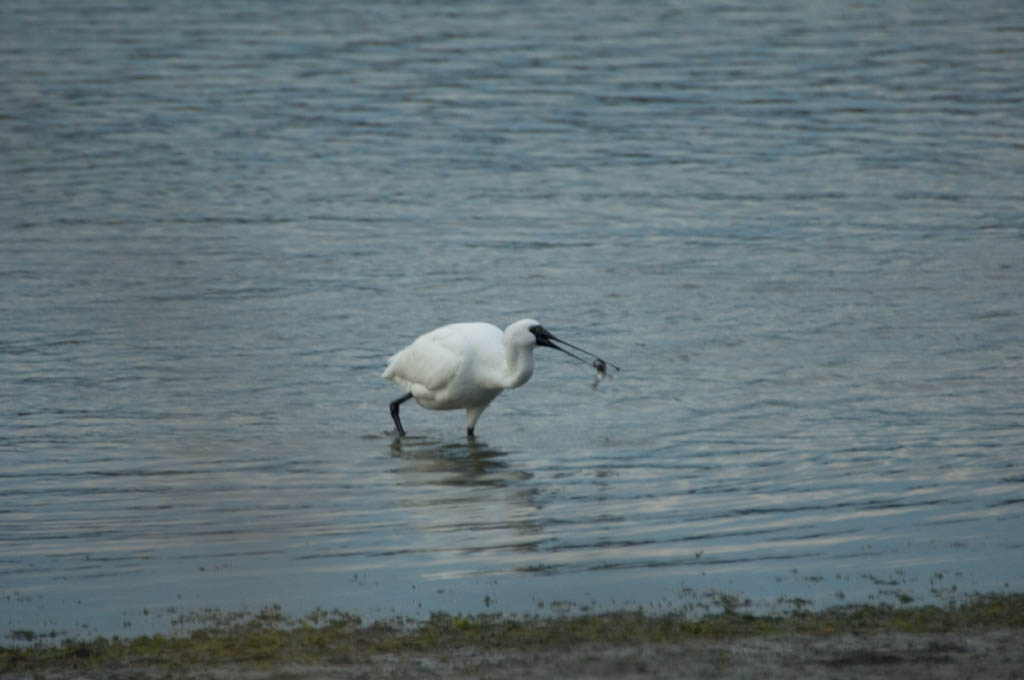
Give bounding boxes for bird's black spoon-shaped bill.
[532,326,620,374]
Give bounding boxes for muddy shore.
[4,594,1022,679]
[6,630,1022,679]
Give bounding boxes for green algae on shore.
[3,593,1023,675]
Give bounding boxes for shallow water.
[2,0,1023,639]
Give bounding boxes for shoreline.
[4,593,1022,679]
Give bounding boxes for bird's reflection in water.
[389,436,532,488]
[388,436,545,558]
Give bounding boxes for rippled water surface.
[3,0,1023,638]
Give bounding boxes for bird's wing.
[383,325,470,393]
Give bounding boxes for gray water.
[3,0,1023,640]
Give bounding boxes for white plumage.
[382,318,617,437]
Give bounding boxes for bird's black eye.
[529,325,549,341]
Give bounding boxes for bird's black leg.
[390,392,413,436]
[467,426,475,438]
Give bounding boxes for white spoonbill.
[382,318,619,437]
